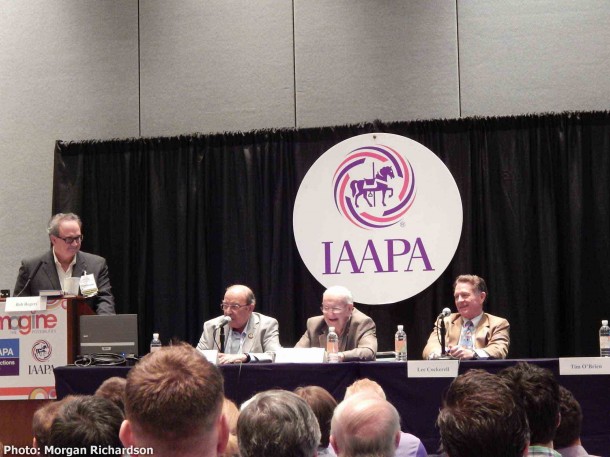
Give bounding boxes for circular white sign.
[293,133,462,304]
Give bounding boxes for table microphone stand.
[438,316,452,359]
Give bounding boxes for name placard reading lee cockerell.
[559,357,610,375]
[407,360,459,378]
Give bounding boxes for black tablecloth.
[54,359,610,455]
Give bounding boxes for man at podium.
[13,212,115,315]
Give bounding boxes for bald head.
[331,393,400,457]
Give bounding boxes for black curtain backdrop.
[52,112,610,359]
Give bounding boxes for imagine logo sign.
[293,133,463,304]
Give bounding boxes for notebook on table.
[79,314,139,356]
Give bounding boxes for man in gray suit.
[196,284,281,364]
[13,212,115,315]
[295,285,377,361]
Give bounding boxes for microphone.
[15,260,43,297]
[437,308,451,319]
[213,316,232,330]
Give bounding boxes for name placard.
[407,360,459,378]
[4,296,46,312]
[198,349,219,365]
[559,357,610,375]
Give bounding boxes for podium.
[0,296,94,446]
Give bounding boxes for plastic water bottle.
[395,325,407,361]
[600,320,610,357]
[150,333,162,353]
[327,327,339,363]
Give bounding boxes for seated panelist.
[422,274,509,360]
[197,284,281,364]
[295,285,377,361]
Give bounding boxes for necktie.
[461,320,474,350]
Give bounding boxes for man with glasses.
[13,212,115,314]
[196,284,281,364]
[295,285,377,361]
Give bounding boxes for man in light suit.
[295,285,377,361]
[196,284,281,364]
[422,275,509,360]
[13,213,115,315]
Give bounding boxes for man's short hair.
[554,385,583,448]
[47,213,82,237]
[238,389,321,457]
[437,369,529,457]
[344,378,386,400]
[226,284,256,305]
[499,361,560,445]
[323,286,354,305]
[453,274,487,296]
[331,392,400,457]
[32,397,73,450]
[95,376,127,413]
[48,395,123,449]
[294,386,338,448]
[124,344,224,444]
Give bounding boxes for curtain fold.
[53,112,610,358]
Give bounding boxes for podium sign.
[0,298,69,400]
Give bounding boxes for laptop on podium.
[79,314,139,356]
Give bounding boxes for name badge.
[559,357,610,375]
[408,360,459,378]
[80,273,98,297]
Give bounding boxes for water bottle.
[600,320,610,357]
[395,325,407,361]
[150,333,162,353]
[327,327,339,363]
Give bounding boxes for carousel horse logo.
[333,145,416,229]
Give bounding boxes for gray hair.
[331,393,400,457]
[47,213,82,237]
[323,286,354,305]
[238,390,321,457]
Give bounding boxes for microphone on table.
[437,307,451,320]
[437,307,452,359]
[213,316,232,352]
[15,260,43,297]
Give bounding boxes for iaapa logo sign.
[293,133,462,305]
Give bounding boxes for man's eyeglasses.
[220,302,251,311]
[55,235,84,245]
[320,306,345,314]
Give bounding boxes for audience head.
[47,395,123,450]
[238,389,321,457]
[294,385,338,448]
[499,361,560,447]
[344,378,386,400]
[436,369,529,457]
[120,343,228,457]
[95,376,127,414]
[553,385,583,449]
[32,397,72,450]
[330,392,401,457]
[322,285,354,336]
[221,398,240,457]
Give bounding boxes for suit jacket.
[422,312,509,360]
[295,308,377,361]
[13,250,115,314]
[196,312,281,362]
[14,250,115,315]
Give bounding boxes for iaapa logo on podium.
[293,133,463,305]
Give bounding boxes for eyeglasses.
[320,306,346,314]
[220,302,251,311]
[55,235,84,245]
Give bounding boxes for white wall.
[2,0,609,292]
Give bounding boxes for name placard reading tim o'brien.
[407,360,459,378]
[559,357,610,375]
